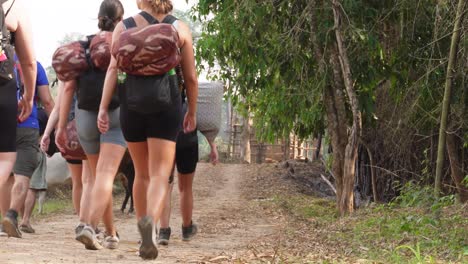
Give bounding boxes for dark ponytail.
[98,0,124,31]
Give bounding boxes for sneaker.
[103,234,120,250]
[137,216,158,260]
[76,225,103,250]
[19,224,35,234]
[2,209,22,238]
[182,222,198,241]
[95,228,105,242]
[0,224,8,237]
[158,227,171,246]
[75,223,85,236]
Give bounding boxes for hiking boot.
[103,234,120,250]
[158,227,171,246]
[182,222,198,241]
[137,216,158,260]
[0,224,8,237]
[76,225,103,250]
[19,224,35,234]
[2,209,22,238]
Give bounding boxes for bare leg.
[0,153,16,216]
[127,142,149,221]
[146,138,176,225]
[68,163,83,215]
[102,198,114,235]
[178,172,195,227]
[79,160,93,223]
[10,175,31,212]
[159,180,174,229]
[88,143,126,236]
[20,189,36,227]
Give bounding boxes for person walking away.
[98,0,198,259]
[0,0,37,238]
[56,0,126,250]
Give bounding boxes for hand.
[40,134,50,153]
[55,127,67,153]
[17,96,33,122]
[183,111,196,134]
[97,109,109,134]
[209,144,219,165]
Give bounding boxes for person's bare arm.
[57,80,76,130]
[207,138,219,165]
[37,85,55,115]
[98,22,124,133]
[41,82,62,153]
[99,22,123,112]
[5,0,37,120]
[178,21,198,133]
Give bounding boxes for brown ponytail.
[147,0,173,14]
[98,0,124,31]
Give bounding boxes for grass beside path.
[269,191,467,263]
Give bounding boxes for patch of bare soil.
[233,161,360,263]
[0,160,353,264]
[0,163,281,264]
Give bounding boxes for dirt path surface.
[0,163,281,264]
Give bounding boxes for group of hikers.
[0,0,220,260]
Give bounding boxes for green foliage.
[193,0,462,143]
[269,187,467,262]
[394,243,436,264]
[194,0,467,204]
[391,181,456,212]
[194,0,328,142]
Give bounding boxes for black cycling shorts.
[0,79,18,152]
[66,159,83,165]
[175,128,199,174]
[120,99,182,143]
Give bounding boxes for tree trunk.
[434,0,466,196]
[283,137,291,161]
[446,132,468,203]
[361,141,379,203]
[241,115,251,163]
[256,142,265,164]
[332,0,362,215]
[226,96,233,158]
[314,134,323,160]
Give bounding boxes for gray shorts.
[30,151,47,190]
[13,127,40,178]
[75,106,127,155]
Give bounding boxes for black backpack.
[0,0,15,83]
[121,12,180,114]
[76,35,119,111]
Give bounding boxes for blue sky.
[26,0,193,67]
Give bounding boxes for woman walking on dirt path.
[98,0,198,259]
[40,81,92,232]
[56,0,126,251]
[0,0,37,238]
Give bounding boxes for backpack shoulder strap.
[3,0,15,17]
[79,35,94,50]
[139,11,158,24]
[162,15,178,25]
[123,17,137,29]
[79,35,95,68]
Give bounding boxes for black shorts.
[0,79,18,152]
[175,129,199,174]
[66,159,83,165]
[120,99,182,143]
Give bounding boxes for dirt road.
[0,163,280,264]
